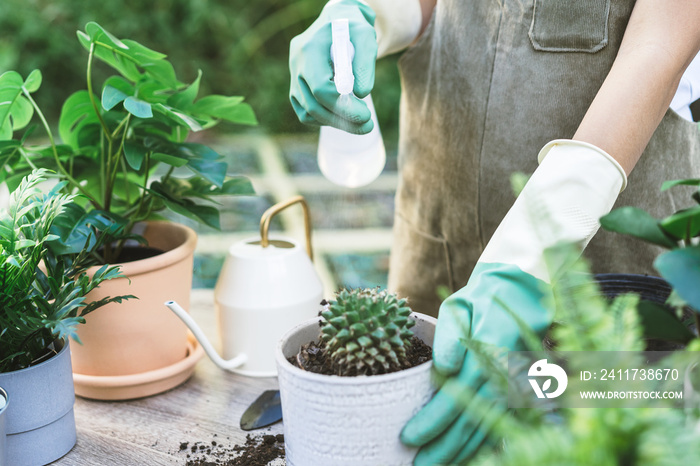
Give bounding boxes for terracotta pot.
[276,313,437,466]
[71,221,198,399]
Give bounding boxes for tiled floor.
[178,133,397,296]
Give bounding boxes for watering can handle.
[259,195,314,262]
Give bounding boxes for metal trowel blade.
[240,390,283,431]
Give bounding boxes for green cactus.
[320,288,416,376]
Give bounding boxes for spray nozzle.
[331,19,355,96]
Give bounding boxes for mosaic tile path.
[188,133,397,296]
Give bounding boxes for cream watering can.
[166,196,323,377]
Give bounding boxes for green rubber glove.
[401,140,628,465]
[289,0,377,134]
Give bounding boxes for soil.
[113,245,164,263]
[289,335,433,376]
[178,433,285,466]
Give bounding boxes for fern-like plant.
[320,288,416,376]
[0,169,129,373]
[450,245,700,465]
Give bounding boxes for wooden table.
[55,289,284,465]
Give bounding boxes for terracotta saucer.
[72,334,205,400]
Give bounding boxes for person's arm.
[418,0,436,35]
[401,2,700,465]
[574,0,700,174]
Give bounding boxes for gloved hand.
[289,0,377,134]
[401,140,628,465]
[289,0,422,134]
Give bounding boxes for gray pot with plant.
[0,170,126,465]
[0,22,257,398]
[276,288,437,466]
[0,387,7,466]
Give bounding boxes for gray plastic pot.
[0,339,76,466]
[0,387,7,466]
[276,313,437,466]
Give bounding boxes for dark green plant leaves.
[654,246,700,313]
[636,300,695,343]
[659,205,700,242]
[599,207,677,249]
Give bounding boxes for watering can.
[166,195,324,377]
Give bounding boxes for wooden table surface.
[55,289,284,466]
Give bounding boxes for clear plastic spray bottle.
[317,19,386,188]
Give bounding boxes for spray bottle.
[317,19,386,188]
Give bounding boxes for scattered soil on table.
[178,434,285,465]
[289,335,432,376]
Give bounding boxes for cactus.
[320,288,416,376]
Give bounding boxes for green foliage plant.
[0,22,257,264]
[320,287,416,376]
[444,245,700,465]
[600,179,700,335]
[0,169,129,373]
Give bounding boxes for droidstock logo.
[528,359,568,399]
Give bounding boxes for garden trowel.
[240,390,282,431]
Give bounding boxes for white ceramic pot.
[276,313,437,466]
[0,339,76,466]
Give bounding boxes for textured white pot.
[276,313,437,466]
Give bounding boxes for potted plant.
[276,287,436,466]
[0,22,257,399]
[0,170,126,466]
[599,178,700,346]
[445,246,700,465]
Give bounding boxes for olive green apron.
[389,0,700,317]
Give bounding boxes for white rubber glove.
[401,139,627,465]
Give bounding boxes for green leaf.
[600,207,677,249]
[163,198,220,229]
[152,103,203,131]
[85,22,128,49]
[58,91,101,150]
[120,39,167,61]
[123,97,153,118]
[192,95,257,125]
[636,300,695,343]
[661,179,700,191]
[101,84,128,111]
[0,71,34,137]
[123,142,146,170]
[654,246,700,312]
[218,177,255,195]
[152,152,188,167]
[168,70,202,110]
[7,96,33,130]
[138,60,179,90]
[187,159,227,188]
[659,205,700,241]
[23,70,42,93]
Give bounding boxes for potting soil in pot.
[290,335,432,376]
[177,433,285,465]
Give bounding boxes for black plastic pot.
[595,273,696,349]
